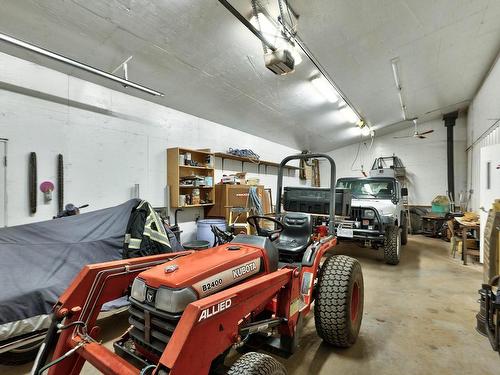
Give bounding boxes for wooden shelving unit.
[167,147,215,208]
[214,152,301,173]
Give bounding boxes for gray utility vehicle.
[335,177,408,265]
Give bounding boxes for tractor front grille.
[128,298,180,357]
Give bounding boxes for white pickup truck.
[335,177,408,265]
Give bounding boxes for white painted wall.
[0,52,303,240]
[466,53,500,212]
[319,116,467,206]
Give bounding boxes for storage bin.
[197,218,226,245]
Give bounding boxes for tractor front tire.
[384,226,401,265]
[314,255,364,347]
[228,352,287,375]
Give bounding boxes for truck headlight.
[363,210,375,219]
[156,287,197,314]
[131,278,146,302]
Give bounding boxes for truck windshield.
[336,179,395,199]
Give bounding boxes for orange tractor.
[32,154,364,375]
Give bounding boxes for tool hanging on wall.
[29,152,37,214]
[299,150,312,180]
[312,159,320,187]
[57,154,64,214]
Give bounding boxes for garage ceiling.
[0,0,499,151]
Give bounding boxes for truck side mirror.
[401,187,408,197]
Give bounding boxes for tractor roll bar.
[275,153,336,235]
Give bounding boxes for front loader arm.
[31,251,192,375]
[35,253,298,375]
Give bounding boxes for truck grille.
[346,207,380,230]
[128,299,180,357]
[350,207,363,221]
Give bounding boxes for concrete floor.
[3,235,498,374]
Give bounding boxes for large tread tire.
[314,255,364,347]
[401,213,408,245]
[228,352,287,375]
[384,226,401,265]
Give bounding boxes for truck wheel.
[384,226,401,265]
[228,352,287,375]
[401,214,408,245]
[314,255,364,347]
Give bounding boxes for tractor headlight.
[363,210,375,219]
[131,278,146,302]
[155,287,198,314]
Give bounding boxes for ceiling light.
[361,126,371,136]
[311,75,339,103]
[391,57,408,120]
[391,57,401,89]
[0,31,164,96]
[340,106,359,123]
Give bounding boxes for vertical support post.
[443,111,458,202]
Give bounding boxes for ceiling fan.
[393,118,434,139]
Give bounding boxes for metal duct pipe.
[0,32,164,97]
[443,111,459,201]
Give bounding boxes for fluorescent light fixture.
[340,106,359,123]
[391,57,408,120]
[0,31,164,96]
[391,57,401,89]
[311,75,339,103]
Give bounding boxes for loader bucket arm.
[31,251,192,375]
[34,253,297,375]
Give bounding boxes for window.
[336,179,395,200]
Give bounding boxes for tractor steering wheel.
[246,215,285,241]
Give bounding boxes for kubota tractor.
[32,154,364,375]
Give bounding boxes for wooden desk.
[455,217,480,265]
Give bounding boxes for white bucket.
[197,219,226,246]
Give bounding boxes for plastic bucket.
[197,218,226,246]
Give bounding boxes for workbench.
[454,217,480,265]
[421,215,447,237]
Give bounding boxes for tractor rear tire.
[228,352,287,375]
[314,255,364,347]
[401,214,408,245]
[384,226,401,265]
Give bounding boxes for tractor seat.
[230,234,279,272]
[275,213,313,262]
